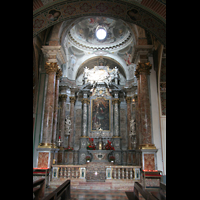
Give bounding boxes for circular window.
[96,26,107,40]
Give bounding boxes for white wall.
[149,56,163,172]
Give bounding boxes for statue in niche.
[64,116,72,135]
[68,53,77,71]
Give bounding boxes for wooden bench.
[133,182,158,200]
[150,182,166,200]
[33,178,45,200]
[33,168,50,187]
[42,180,71,200]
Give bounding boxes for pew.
[33,178,45,200]
[42,180,71,200]
[150,182,166,200]
[133,182,158,200]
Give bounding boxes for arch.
[33,0,166,45]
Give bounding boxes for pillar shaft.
[59,94,67,146]
[82,98,89,137]
[112,98,120,137]
[52,69,62,147]
[126,96,132,149]
[41,62,58,147]
[69,96,76,147]
[136,62,154,147]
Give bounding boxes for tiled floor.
[70,189,129,200]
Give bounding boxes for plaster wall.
[149,56,163,172]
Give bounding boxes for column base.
[38,143,52,148]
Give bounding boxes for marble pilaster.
[126,96,132,150]
[135,62,153,147]
[81,98,90,137]
[52,68,62,148]
[40,62,58,147]
[59,94,67,147]
[112,98,120,137]
[69,96,76,147]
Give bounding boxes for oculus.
[95,26,107,40]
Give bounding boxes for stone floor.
[70,189,129,200]
[42,187,129,199]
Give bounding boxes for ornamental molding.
[41,45,66,64]
[132,45,153,63]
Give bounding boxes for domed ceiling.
[69,17,131,49]
[63,16,136,83]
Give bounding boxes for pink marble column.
[136,62,154,147]
[52,68,62,148]
[69,96,76,147]
[135,70,142,146]
[59,94,67,147]
[126,96,132,150]
[40,62,58,147]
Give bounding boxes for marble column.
[59,94,67,147]
[112,98,120,137]
[126,96,132,150]
[40,62,58,147]
[81,98,90,137]
[134,94,139,150]
[69,96,76,147]
[52,68,62,148]
[135,62,154,148]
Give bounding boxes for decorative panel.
[38,152,49,168]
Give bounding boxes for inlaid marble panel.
[38,152,49,168]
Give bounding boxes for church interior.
[33,0,166,199]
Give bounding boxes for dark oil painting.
[91,98,110,131]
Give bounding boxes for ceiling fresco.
[70,17,130,46]
[33,0,166,45]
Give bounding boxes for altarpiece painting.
[91,97,110,131]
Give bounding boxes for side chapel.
[33,0,166,190]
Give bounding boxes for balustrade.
[52,165,141,181]
[106,165,141,180]
[52,165,86,179]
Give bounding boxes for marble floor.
[42,187,130,200]
[70,189,129,200]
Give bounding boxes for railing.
[42,180,70,200]
[52,165,87,179]
[52,165,141,180]
[33,178,45,200]
[106,165,141,180]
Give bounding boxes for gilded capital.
[59,94,67,101]
[82,98,90,104]
[45,62,58,74]
[56,68,63,79]
[112,98,120,104]
[136,62,152,75]
[70,96,76,104]
[125,96,132,104]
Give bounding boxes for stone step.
[50,178,138,191]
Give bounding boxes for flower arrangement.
[109,156,115,162]
[86,156,91,161]
[64,146,73,151]
[105,140,115,150]
[87,138,96,150]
